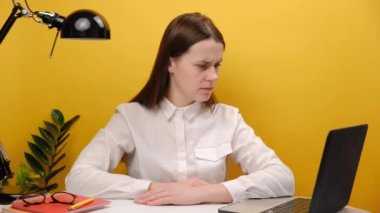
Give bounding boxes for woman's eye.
[196,62,221,71]
[197,64,208,70]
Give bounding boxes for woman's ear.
[168,57,175,73]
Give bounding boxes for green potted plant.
[16,109,79,193]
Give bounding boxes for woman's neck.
[165,93,194,108]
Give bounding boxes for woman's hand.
[134,177,232,205]
[134,181,204,205]
[180,177,210,187]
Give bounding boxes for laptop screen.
[309,124,368,213]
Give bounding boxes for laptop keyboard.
[260,198,310,213]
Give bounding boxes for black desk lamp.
[0,144,12,182]
[0,0,110,57]
[0,143,14,204]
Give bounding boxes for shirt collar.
[159,98,203,121]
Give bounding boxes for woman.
[65,12,294,205]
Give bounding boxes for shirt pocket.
[194,143,233,182]
[194,142,233,161]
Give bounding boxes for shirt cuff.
[132,179,152,197]
[221,179,246,202]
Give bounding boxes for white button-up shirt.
[65,99,294,201]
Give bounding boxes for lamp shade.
[61,9,110,39]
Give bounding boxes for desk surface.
[95,198,369,213]
[0,198,369,213]
[96,200,224,213]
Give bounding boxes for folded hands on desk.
[134,177,232,206]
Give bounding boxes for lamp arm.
[36,11,65,30]
[34,11,65,59]
[0,3,27,44]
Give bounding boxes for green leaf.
[57,134,70,148]
[16,163,42,194]
[57,132,69,142]
[60,115,80,134]
[29,173,41,179]
[51,109,64,126]
[39,127,56,145]
[19,163,28,173]
[45,183,58,192]
[46,165,65,183]
[16,172,24,186]
[53,143,67,159]
[25,152,45,177]
[50,153,65,170]
[44,121,59,135]
[27,142,49,165]
[32,135,52,155]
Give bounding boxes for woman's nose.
[207,67,218,81]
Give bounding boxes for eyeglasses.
[18,192,77,207]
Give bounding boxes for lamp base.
[0,193,16,204]
[0,185,20,204]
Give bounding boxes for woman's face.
[167,39,224,107]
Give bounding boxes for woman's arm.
[65,111,151,199]
[222,113,295,202]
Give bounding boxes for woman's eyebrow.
[195,59,223,64]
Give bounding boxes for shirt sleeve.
[65,109,151,199]
[221,113,295,202]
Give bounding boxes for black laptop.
[218,124,368,213]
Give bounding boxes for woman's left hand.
[134,178,232,205]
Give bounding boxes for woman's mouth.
[199,87,213,92]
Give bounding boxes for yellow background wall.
[1,0,379,211]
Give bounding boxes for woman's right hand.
[134,177,232,205]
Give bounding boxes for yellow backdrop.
[1,0,379,211]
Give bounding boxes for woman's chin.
[196,94,212,102]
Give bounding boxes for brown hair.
[130,12,225,108]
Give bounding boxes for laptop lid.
[218,124,368,213]
[309,124,368,213]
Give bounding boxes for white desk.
[95,200,224,213]
[94,198,369,213]
[215,197,369,213]
[0,198,369,213]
